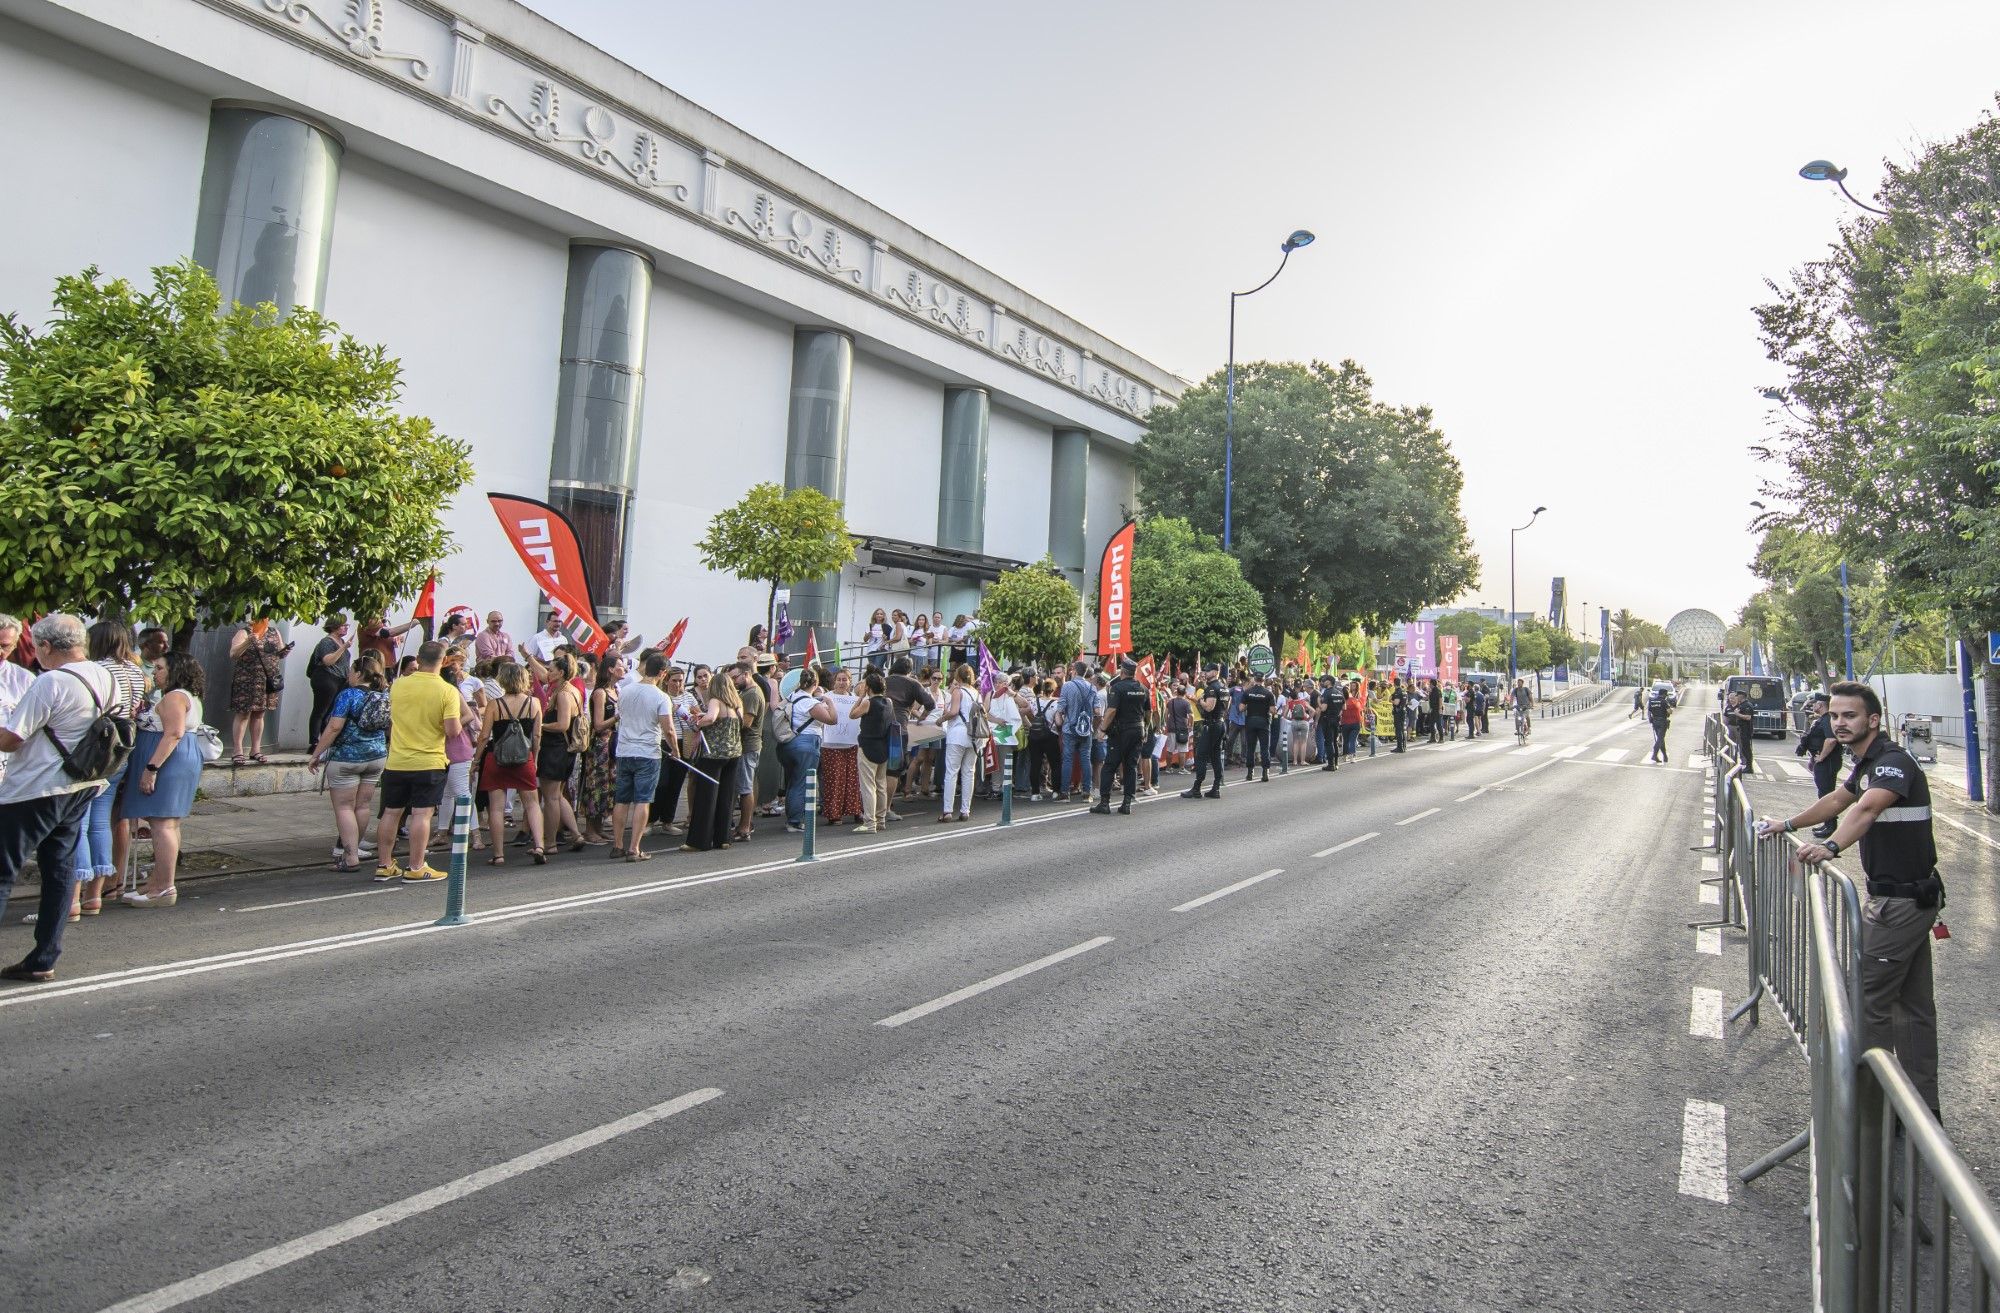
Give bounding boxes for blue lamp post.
[1223,228,1314,551]
[1508,507,1546,679]
[1798,159,1889,215]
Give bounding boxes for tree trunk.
[1984,668,1999,815]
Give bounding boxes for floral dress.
[578,686,618,828]
[230,625,285,716]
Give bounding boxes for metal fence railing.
[1702,715,2000,1311]
[1539,684,1613,719]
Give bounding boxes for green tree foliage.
[1512,626,1552,674]
[0,261,473,635]
[1519,617,1579,670]
[696,481,855,633]
[1107,516,1264,662]
[977,555,1082,667]
[1433,609,1500,648]
[1133,360,1479,639]
[1466,630,1508,670]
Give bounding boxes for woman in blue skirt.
[119,651,207,907]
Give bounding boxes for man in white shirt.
[612,651,678,860]
[0,614,114,982]
[0,615,35,785]
[527,613,569,663]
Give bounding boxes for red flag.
[412,573,437,619]
[1097,519,1138,657]
[656,617,689,660]
[486,493,610,656]
[802,628,820,673]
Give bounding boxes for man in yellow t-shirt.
[376,640,463,883]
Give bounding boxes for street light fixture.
[1798,159,1889,215]
[1223,228,1315,551]
[1509,506,1546,680]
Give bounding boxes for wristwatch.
[143,763,161,773]
[1823,838,1843,857]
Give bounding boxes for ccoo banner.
[1097,519,1138,657]
[487,493,611,656]
[1439,634,1460,684]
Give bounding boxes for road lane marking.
[1935,810,2000,853]
[1686,754,1707,769]
[1508,743,1549,757]
[1173,868,1287,913]
[94,1087,725,1313]
[1699,856,1718,872]
[1696,927,1721,955]
[1777,761,1812,780]
[1700,885,1721,905]
[1313,833,1378,858]
[238,889,398,913]
[1469,741,1513,754]
[1551,745,1587,759]
[1678,1099,1729,1203]
[1689,987,1724,1039]
[1597,748,1629,763]
[1395,808,1440,826]
[874,937,1114,1028]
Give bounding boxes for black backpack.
[1029,697,1058,744]
[45,667,136,782]
[491,700,533,767]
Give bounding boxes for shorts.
[379,767,447,812]
[614,755,662,804]
[323,757,384,792]
[737,749,759,798]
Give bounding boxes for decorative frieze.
[222,0,1159,416]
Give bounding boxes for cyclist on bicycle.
[1511,678,1534,740]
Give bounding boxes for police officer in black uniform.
[1317,675,1347,771]
[1760,681,1945,1117]
[1092,658,1152,815]
[1239,673,1277,781]
[1182,665,1227,800]
[1390,679,1411,753]
[1645,682,1673,762]
[1796,693,1839,837]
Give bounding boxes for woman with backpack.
[849,668,896,832]
[937,663,981,823]
[470,660,545,864]
[1026,676,1063,800]
[308,653,392,872]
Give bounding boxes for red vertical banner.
[1097,519,1138,657]
[487,493,611,656]
[1440,634,1461,685]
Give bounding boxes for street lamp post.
[1798,160,1889,215]
[1223,228,1315,551]
[1508,507,1546,681]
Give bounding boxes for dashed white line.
[1699,885,1721,906]
[1597,748,1630,763]
[1678,1099,1730,1203]
[1313,833,1378,859]
[1172,868,1288,912]
[95,1087,725,1313]
[1469,741,1513,754]
[1551,745,1587,759]
[1509,743,1550,757]
[237,888,397,913]
[1699,856,1719,873]
[1395,807,1441,826]
[1696,927,1722,955]
[874,937,1114,1028]
[1689,987,1724,1039]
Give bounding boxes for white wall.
[845,352,943,538]
[0,14,208,327]
[628,276,795,665]
[985,406,1053,564]
[1084,441,1136,586]
[1872,673,1983,747]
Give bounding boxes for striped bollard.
[999,752,1014,826]
[797,767,819,863]
[434,792,473,927]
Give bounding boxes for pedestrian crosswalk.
[1470,741,1514,754]
[1598,748,1630,763]
[1552,745,1587,759]
[1775,760,1812,780]
[1509,743,1549,757]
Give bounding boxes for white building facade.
[0,0,1176,744]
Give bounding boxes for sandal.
[530,847,547,866]
[251,753,269,764]
[609,846,627,861]
[231,754,246,767]
[486,855,506,866]
[625,850,652,863]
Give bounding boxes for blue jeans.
[70,757,130,879]
[1061,731,1093,795]
[613,755,662,805]
[0,789,92,972]
[1344,725,1361,758]
[782,735,822,825]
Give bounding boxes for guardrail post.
[999,751,1014,826]
[797,768,819,863]
[434,792,473,927]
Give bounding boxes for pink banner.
[1440,634,1460,684]
[1406,620,1437,679]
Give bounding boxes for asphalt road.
[4,694,1827,1311]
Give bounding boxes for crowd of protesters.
[0,598,1545,981]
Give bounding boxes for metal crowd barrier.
[1702,725,2000,1311]
[1538,684,1611,718]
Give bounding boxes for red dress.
[818,745,863,822]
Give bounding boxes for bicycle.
[1515,711,1531,745]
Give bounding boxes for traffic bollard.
[435,792,473,927]
[797,768,818,863]
[999,753,1013,826]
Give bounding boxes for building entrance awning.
[857,536,1036,584]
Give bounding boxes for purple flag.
[773,601,792,650]
[977,641,1002,698]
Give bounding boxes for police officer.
[1645,681,1672,762]
[1317,675,1347,771]
[1796,693,1839,837]
[1239,672,1277,781]
[1759,681,1944,1117]
[1723,688,1756,772]
[1390,679,1411,753]
[1182,665,1227,799]
[1090,658,1151,815]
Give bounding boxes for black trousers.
[1393,712,1408,751]
[1192,723,1224,791]
[651,753,689,826]
[1099,728,1145,805]
[0,789,92,973]
[1650,721,1669,759]
[687,756,738,850]
[1242,722,1271,775]
[1736,732,1755,771]
[307,677,342,747]
[1027,734,1062,794]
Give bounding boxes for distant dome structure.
[1666,608,1729,654]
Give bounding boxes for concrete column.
[548,244,653,616]
[782,329,853,658]
[1048,427,1090,593]
[935,387,990,625]
[192,105,342,315]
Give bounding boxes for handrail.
[1862,1050,2000,1311]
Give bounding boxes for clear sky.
[530,0,2000,637]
